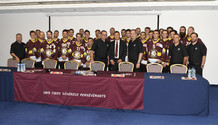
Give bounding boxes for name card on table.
[111,74,125,78]
[149,76,164,79]
[0,69,11,72]
[181,77,197,80]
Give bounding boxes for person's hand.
[90,59,94,64]
[15,57,20,62]
[110,60,115,65]
[136,63,140,68]
[117,59,122,63]
[201,65,204,69]
[78,62,82,66]
[163,62,167,67]
[157,60,162,64]
[86,62,90,67]
[62,55,67,60]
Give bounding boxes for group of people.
[10,26,207,76]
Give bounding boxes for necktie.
[115,41,118,57]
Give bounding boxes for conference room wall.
[0,13,48,68]
[0,10,217,84]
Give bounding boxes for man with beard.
[57,29,72,69]
[94,29,100,41]
[182,27,207,53]
[107,27,115,42]
[187,32,206,76]
[180,26,187,40]
[41,31,58,61]
[121,29,126,41]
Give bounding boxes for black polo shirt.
[10,41,26,60]
[169,42,188,65]
[187,42,206,66]
[91,39,109,59]
[128,38,144,60]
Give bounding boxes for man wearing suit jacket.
[109,31,127,71]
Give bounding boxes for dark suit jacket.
[109,39,127,61]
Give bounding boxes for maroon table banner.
[14,71,144,110]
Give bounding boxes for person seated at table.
[169,34,188,67]
[10,33,26,63]
[57,29,72,69]
[41,31,58,61]
[91,30,110,71]
[69,33,86,69]
[83,38,94,68]
[108,31,127,71]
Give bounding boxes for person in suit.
[109,31,127,71]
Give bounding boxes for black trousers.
[140,64,147,72]
[59,62,65,69]
[188,64,203,76]
[109,59,119,71]
[163,66,170,73]
[94,58,108,71]
[129,59,140,72]
[35,62,43,68]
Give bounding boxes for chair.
[64,61,79,70]
[43,59,57,69]
[21,58,35,68]
[146,63,163,73]
[90,61,105,72]
[118,62,134,72]
[170,64,188,74]
[7,58,18,67]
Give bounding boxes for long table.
[0,67,16,101]
[13,70,145,110]
[0,68,210,116]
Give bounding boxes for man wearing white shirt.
[109,31,127,71]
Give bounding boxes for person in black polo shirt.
[169,34,188,67]
[128,29,144,72]
[187,32,206,76]
[10,33,26,62]
[91,30,109,71]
